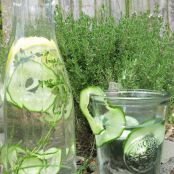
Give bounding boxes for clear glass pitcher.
[2,0,76,173]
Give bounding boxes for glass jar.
[90,89,169,174]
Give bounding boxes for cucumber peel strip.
[80,86,126,146]
[80,87,105,135]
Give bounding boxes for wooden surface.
[0,0,172,42]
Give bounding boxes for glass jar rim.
[91,89,170,104]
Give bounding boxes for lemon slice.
[6,37,60,74]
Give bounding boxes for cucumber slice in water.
[80,87,105,135]
[38,148,61,174]
[1,145,26,172]
[6,92,18,108]
[119,116,139,140]
[1,146,8,170]
[126,116,139,127]
[124,122,165,173]
[18,157,44,174]
[96,106,125,147]
[80,86,126,146]
[6,37,58,73]
[43,148,61,174]
[7,61,56,112]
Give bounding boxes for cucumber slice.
[7,146,19,168]
[96,106,125,147]
[1,146,8,170]
[124,122,165,173]
[119,130,131,140]
[6,91,19,108]
[37,148,61,160]
[126,116,139,127]
[39,148,61,174]
[7,61,56,112]
[124,122,165,152]
[80,87,105,135]
[18,157,44,174]
[40,103,62,123]
[40,91,73,123]
[140,118,157,127]
[45,148,61,174]
[0,145,25,171]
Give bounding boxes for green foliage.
[117,14,174,94]
[55,9,174,122]
[1,7,174,121]
[116,14,174,122]
[55,8,121,103]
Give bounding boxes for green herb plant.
[55,7,120,103]
[55,8,174,122]
[116,13,174,122]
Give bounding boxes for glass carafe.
[2,0,76,173]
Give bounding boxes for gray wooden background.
[1,0,174,42]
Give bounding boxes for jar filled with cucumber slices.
[2,0,76,173]
[80,87,169,174]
